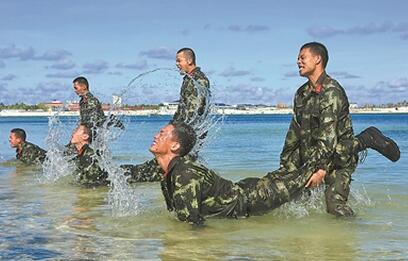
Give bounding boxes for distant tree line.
[0,103,48,111]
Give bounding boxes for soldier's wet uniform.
[121,67,210,182]
[79,92,106,130]
[70,144,108,187]
[161,156,317,225]
[79,92,124,135]
[280,72,361,216]
[16,141,47,165]
[173,67,210,129]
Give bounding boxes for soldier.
[73,76,106,131]
[121,47,210,182]
[279,42,400,217]
[69,124,108,187]
[149,122,399,225]
[73,76,123,140]
[9,128,46,165]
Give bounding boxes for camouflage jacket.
[280,72,355,172]
[16,141,47,165]
[161,156,247,225]
[72,144,108,187]
[79,92,106,129]
[172,67,210,129]
[121,158,163,183]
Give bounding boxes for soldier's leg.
[324,154,358,217]
[240,164,316,215]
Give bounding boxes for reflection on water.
[0,114,407,259]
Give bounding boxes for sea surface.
[0,114,407,260]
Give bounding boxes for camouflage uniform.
[173,67,210,129]
[121,158,163,183]
[161,156,317,225]
[79,91,124,140]
[71,144,108,187]
[121,67,210,182]
[16,141,47,165]
[79,92,106,130]
[280,72,361,216]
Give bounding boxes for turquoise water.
[0,114,407,260]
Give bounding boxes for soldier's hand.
[305,169,326,188]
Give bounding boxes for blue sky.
[0,0,407,106]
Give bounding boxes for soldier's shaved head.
[10,128,26,141]
[73,76,89,90]
[177,48,196,65]
[170,121,196,157]
[300,42,329,69]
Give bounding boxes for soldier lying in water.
[146,122,399,225]
[9,128,46,165]
[67,124,108,187]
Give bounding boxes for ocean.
[0,114,407,260]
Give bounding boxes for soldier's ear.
[170,142,181,154]
[83,133,90,142]
[315,55,322,66]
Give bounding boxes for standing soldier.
[279,42,400,217]
[73,76,106,132]
[9,128,47,165]
[121,47,210,183]
[72,76,123,141]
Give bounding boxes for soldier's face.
[176,52,192,74]
[73,82,88,96]
[71,125,88,144]
[149,125,179,155]
[297,48,319,77]
[9,133,22,148]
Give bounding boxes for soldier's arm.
[307,88,344,171]
[172,170,204,225]
[279,117,301,171]
[120,158,163,183]
[78,153,107,186]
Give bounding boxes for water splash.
[273,185,372,218]
[273,187,326,218]
[39,67,222,216]
[39,109,76,183]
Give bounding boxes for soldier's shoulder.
[87,92,101,103]
[322,75,348,98]
[174,156,207,178]
[193,68,209,82]
[295,82,309,96]
[24,141,42,150]
[323,75,345,90]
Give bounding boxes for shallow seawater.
[0,114,407,260]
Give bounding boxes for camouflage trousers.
[238,137,361,217]
[324,138,360,217]
[236,164,316,216]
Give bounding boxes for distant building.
[276,102,287,108]
[44,100,63,111]
[67,101,80,111]
[350,103,358,109]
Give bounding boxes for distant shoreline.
[1,107,408,117]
